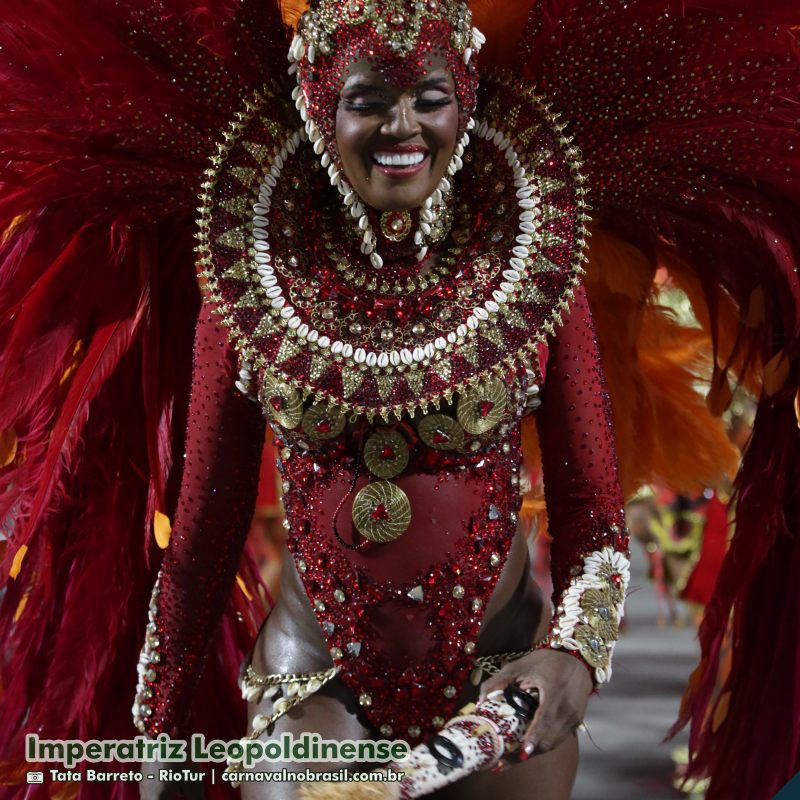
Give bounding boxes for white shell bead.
[424,343,435,359]
[485,300,499,313]
[503,269,521,282]
[377,353,389,368]
[466,316,479,330]
[354,348,366,364]
[390,351,401,366]
[341,343,353,358]
[288,316,301,329]
[493,290,508,304]
[298,324,310,338]
[332,341,344,355]
[366,352,378,367]
[413,347,425,362]
[307,329,319,343]
[435,337,447,350]
[400,348,414,365]
[473,307,489,321]
[500,282,515,294]
[318,335,330,348]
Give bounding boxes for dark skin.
[335,57,459,212]
[140,59,593,800]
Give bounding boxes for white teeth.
[372,151,426,167]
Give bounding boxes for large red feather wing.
[0,2,291,796]
[480,3,800,798]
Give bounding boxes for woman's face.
[335,57,459,212]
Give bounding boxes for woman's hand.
[479,648,592,757]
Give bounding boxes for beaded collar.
[196,72,588,422]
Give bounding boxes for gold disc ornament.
[363,429,409,479]
[379,210,412,242]
[302,403,346,441]
[352,481,411,543]
[456,376,508,435]
[417,413,465,451]
[258,374,303,429]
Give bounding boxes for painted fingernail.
[523,742,534,756]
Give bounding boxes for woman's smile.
[336,57,459,212]
[370,144,430,178]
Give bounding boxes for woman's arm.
[535,280,629,683]
[133,301,266,738]
[480,281,629,756]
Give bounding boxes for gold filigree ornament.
[574,623,611,671]
[352,480,412,543]
[302,403,347,441]
[596,562,627,605]
[456,376,508,435]
[579,588,619,642]
[379,210,412,242]
[259,374,303,429]
[363,429,409,479]
[417,413,466,451]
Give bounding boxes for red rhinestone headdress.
[292,0,481,148]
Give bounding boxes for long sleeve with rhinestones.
[536,282,627,604]
[136,303,265,737]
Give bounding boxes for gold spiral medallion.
[417,413,465,451]
[456,376,508,435]
[352,481,411,543]
[363,429,409,479]
[302,403,346,441]
[258,374,303,429]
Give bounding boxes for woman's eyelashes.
[342,89,453,114]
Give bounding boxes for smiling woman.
[2,2,798,800]
[335,60,459,211]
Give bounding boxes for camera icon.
[26,772,44,784]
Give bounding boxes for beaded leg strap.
[226,665,339,781]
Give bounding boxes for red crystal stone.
[315,420,332,433]
[478,400,495,418]
[371,504,390,521]
[380,445,395,460]
[269,395,283,412]
[610,573,622,587]
[432,430,450,444]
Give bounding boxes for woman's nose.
[382,96,422,139]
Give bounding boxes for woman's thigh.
[240,682,372,800]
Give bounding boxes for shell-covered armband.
[542,542,630,684]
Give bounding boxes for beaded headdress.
[288,0,485,267]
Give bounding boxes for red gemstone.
[478,400,495,418]
[380,445,395,460]
[432,430,450,444]
[610,573,622,587]
[269,395,283,412]
[315,420,332,433]
[371,504,390,521]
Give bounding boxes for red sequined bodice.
[275,380,531,741]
